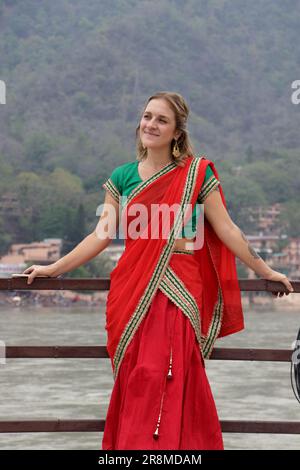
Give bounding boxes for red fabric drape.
[194,159,245,341]
[102,287,224,450]
[104,155,244,378]
[105,156,193,376]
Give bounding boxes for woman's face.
[139,98,180,151]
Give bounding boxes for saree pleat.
[102,254,224,450]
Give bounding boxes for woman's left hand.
[263,269,294,297]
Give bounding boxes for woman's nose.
[147,119,157,128]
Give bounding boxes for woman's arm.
[203,189,294,294]
[23,191,120,284]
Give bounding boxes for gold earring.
[172,140,180,158]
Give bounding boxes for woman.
[23,91,294,450]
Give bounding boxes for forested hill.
[0,0,299,255]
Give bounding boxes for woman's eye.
[143,115,166,123]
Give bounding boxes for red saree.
[102,155,244,450]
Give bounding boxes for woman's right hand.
[262,268,294,297]
[22,264,58,285]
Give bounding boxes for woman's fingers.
[269,291,290,299]
[284,278,294,292]
[266,271,294,297]
[271,278,294,298]
[27,273,35,284]
[23,265,35,275]
[279,277,294,295]
[26,266,37,284]
[22,265,37,284]
[272,291,287,297]
[22,265,51,284]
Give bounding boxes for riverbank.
[241,291,300,311]
[0,290,108,308]
[0,290,299,310]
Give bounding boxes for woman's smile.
[144,131,159,136]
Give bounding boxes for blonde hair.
[135,91,195,167]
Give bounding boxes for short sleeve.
[102,167,122,203]
[197,164,220,203]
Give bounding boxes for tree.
[24,133,54,172]
[220,172,266,231]
[245,145,254,164]
[279,201,300,238]
[0,215,12,255]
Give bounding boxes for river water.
[0,299,299,450]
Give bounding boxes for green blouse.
[102,160,220,238]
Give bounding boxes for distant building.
[0,192,26,217]
[105,242,125,263]
[283,237,300,277]
[0,239,63,278]
[248,203,284,235]
[243,233,300,278]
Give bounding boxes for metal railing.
[0,277,299,435]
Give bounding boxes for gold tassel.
[167,346,173,380]
[153,425,160,440]
[153,376,168,439]
[153,399,163,439]
[153,346,173,439]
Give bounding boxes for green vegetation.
[0,1,299,277]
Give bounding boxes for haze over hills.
[0,0,299,258]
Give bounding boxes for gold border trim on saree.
[112,157,202,380]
